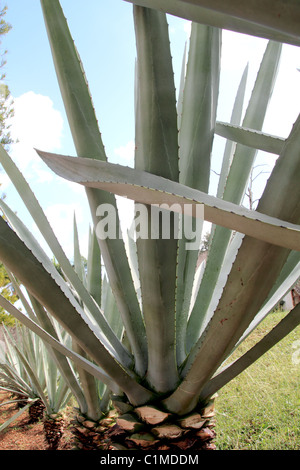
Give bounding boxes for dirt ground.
[0,391,74,450]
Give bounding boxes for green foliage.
[0,3,13,149]
[0,3,16,327]
[0,4,11,38]
[0,312,16,327]
[0,263,18,326]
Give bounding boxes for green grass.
[214,310,300,450]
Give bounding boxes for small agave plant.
[0,323,72,449]
[0,205,121,450]
[0,0,300,450]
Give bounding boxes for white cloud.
[30,162,55,183]
[0,172,11,192]
[8,91,63,176]
[114,140,135,165]
[1,90,95,260]
[65,179,86,195]
[263,43,300,137]
[183,21,191,39]
[11,91,63,150]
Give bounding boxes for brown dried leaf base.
[43,414,64,450]
[28,399,45,424]
[71,410,118,450]
[106,398,217,451]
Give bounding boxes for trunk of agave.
[28,399,45,424]
[105,397,217,451]
[43,413,64,450]
[71,409,118,450]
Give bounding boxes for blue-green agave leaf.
[41,0,147,376]
[124,0,300,46]
[133,5,179,393]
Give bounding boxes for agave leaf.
[229,250,300,348]
[0,361,29,393]
[0,195,128,363]
[0,293,155,406]
[0,145,116,349]
[86,227,102,308]
[40,0,105,159]
[195,67,248,330]
[164,112,300,415]
[176,22,221,364]
[200,302,300,401]
[0,376,31,398]
[4,268,37,322]
[186,40,282,350]
[71,225,105,419]
[72,341,103,421]
[0,217,155,406]
[73,213,86,286]
[265,251,300,304]
[224,41,281,205]
[41,0,147,376]
[53,383,72,414]
[134,6,179,181]
[181,0,300,40]
[179,23,220,191]
[102,278,124,341]
[4,332,50,414]
[35,151,300,252]
[27,294,88,414]
[0,294,119,395]
[133,5,179,392]
[216,63,248,199]
[1,330,36,396]
[125,228,141,305]
[194,68,248,332]
[19,328,42,384]
[236,256,300,347]
[0,399,39,433]
[124,0,300,46]
[195,232,245,338]
[215,122,286,155]
[40,341,58,411]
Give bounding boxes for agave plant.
[0,323,73,449]
[0,0,299,451]
[0,327,42,423]
[0,205,122,449]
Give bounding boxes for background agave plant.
[0,195,123,449]
[0,0,299,451]
[0,323,72,449]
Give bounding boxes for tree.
[0,263,18,325]
[0,3,13,150]
[0,0,299,451]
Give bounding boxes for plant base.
[43,413,64,450]
[28,399,45,424]
[106,397,217,451]
[71,409,118,450]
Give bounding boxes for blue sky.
[1,1,300,259]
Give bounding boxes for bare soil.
[0,391,74,450]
